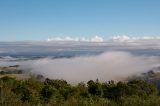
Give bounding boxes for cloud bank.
[1,39,160,83]
[17,51,160,83]
[47,36,104,42]
[111,35,160,42]
[46,35,160,45]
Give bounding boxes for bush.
[0,76,160,105]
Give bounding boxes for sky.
[0,0,160,41]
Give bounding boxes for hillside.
[1,66,160,106]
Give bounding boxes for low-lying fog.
[1,41,160,83]
[1,51,160,83]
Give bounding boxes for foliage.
[87,79,103,97]
[0,76,160,106]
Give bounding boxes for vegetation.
[0,65,44,80]
[1,76,160,106]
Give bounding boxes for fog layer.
[15,51,160,83]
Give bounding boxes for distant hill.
[128,66,160,88]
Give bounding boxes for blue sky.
[0,0,160,41]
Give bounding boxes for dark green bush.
[0,76,160,105]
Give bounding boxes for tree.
[127,80,158,97]
[40,84,57,103]
[12,84,31,102]
[76,82,89,98]
[87,80,103,97]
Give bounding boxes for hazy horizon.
[0,40,160,83]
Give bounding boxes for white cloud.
[111,35,160,42]
[47,36,104,42]
[91,36,104,42]
[1,41,160,83]
[47,37,78,42]
[47,35,160,43]
[16,52,160,83]
[111,35,131,42]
